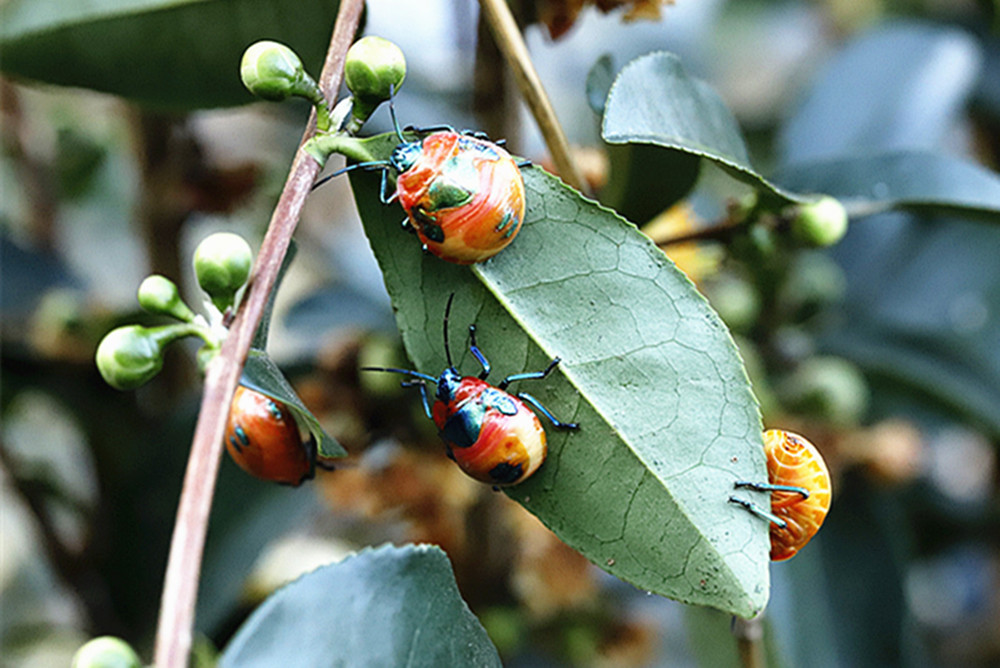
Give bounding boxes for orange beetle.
[730,429,832,561]
[363,295,577,486]
[391,130,526,264]
[225,385,316,486]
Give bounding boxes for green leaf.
[585,53,615,115]
[242,351,346,459]
[352,154,770,617]
[218,544,501,667]
[602,51,808,205]
[0,0,339,109]
[774,150,1000,222]
[238,240,347,459]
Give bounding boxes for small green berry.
[71,636,142,668]
[96,325,166,390]
[138,275,195,322]
[790,195,849,247]
[194,232,253,312]
[344,37,407,126]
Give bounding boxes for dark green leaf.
[775,151,1000,222]
[602,51,807,204]
[352,154,770,617]
[601,143,701,225]
[219,544,501,668]
[778,22,981,164]
[586,53,615,115]
[242,351,346,459]
[0,0,339,109]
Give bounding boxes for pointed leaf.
[350,153,770,617]
[0,0,339,109]
[242,351,346,459]
[774,150,1000,222]
[219,544,501,667]
[602,51,808,204]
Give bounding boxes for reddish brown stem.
[151,3,364,666]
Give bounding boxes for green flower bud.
[138,274,196,322]
[344,37,407,125]
[96,325,167,390]
[790,195,849,247]
[72,636,143,668]
[241,40,320,102]
[194,232,253,312]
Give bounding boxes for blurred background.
[3,0,1000,666]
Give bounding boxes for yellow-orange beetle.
[731,429,833,561]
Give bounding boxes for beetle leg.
[728,496,788,529]
[401,217,416,233]
[734,480,810,500]
[467,324,491,380]
[379,169,393,204]
[516,159,532,169]
[498,357,561,390]
[400,380,433,419]
[517,392,579,430]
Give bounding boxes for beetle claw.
[729,495,788,529]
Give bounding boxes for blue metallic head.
[436,367,462,403]
[389,141,422,174]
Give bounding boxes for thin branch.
[732,615,766,668]
[656,219,743,247]
[477,0,590,195]
[151,2,364,666]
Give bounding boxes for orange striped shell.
[764,429,832,561]
[394,132,525,264]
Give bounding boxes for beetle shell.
[431,377,546,485]
[395,132,525,264]
[764,429,832,561]
[225,386,313,486]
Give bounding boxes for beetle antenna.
[389,84,405,143]
[312,160,388,191]
[360,366,437,384]
[443,293,456,369]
